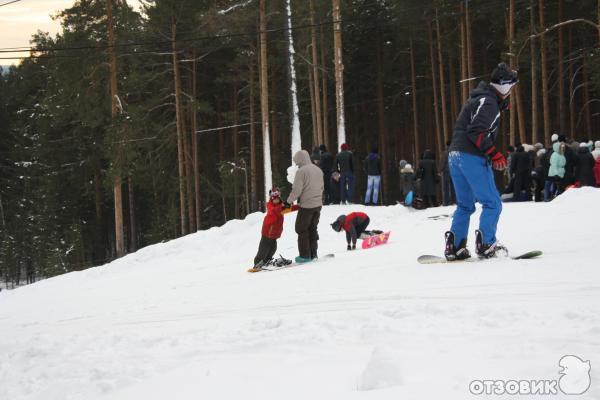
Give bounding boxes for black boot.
[444,231,471,261]
[475,230,508,259]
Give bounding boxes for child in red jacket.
[249,188,298,271]
[331,212,371,250]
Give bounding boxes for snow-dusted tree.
[332,0,346,149]
[259,0,273,200]
[285,0,301,160]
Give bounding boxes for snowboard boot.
[272,255,292,267]
[248,258,272,273]
[444,231,471,261]
[475,230,508,259]
[295,256,313,264]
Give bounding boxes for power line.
[0,0,525,57]
[0,0,22,7]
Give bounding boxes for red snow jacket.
[594,157,600,187]
[261,200,298,239]
[342,212,370,244]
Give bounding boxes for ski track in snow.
[1,188,599,399]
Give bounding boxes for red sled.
[361,231,391,249]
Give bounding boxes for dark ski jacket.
[319,151,334,173]
[364,152,382,176]
[341,212,370,245]
[563,144,578,184]
[509,147,532,177]
[448,81,508,159]
[575,146,596,187]
[417,150,438,196]
[335,150,354,174]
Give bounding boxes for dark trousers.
[512,172,530,201]
[253,236,277,266]
[340,172,355,203]
[355,217,370,241]
[295,206,321,259]
[323,171,332,204]
[442,172,455,206]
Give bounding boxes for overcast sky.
[0,0,141,65]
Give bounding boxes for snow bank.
[1,188,599,400]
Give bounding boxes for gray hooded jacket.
[287,150,324,208]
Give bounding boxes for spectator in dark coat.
[335,143,355,204]
[575,142,596,187]
[310,147,321,166]
[364,146,382,205]
[439,141,455,206]
[509,145,532,201]
[559,135,578,186]
[318,144,334,204]
[532,149,546,202]
[417,150,438,207]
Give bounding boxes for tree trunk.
[459,2,468,102]
[582,60,593,135]
[508,0,517,145]
[514,85,527,145]
[320,21,330,150]
[259,0,273,201]
[183,58,195,232]
[332,0,346,149]
[107,0,125,257]
[410,37,420,166]
[558,0,566,134]
[128,176,136,252]
[376,37,388,204]
[530,0,539,145]
[448,55,459,122]
[285,0,302,159]
[309,64,318,147]
[569,27,576,137]
[249,55,258,212]
[436,9,449,145]
[233,82,240,219]
[171,17,188,236]
[310,0,323,146]
[191,50,201,230]
[428,22,443,160]
[465,0,474,91]
[538,0,551,146]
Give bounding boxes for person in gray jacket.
[287,150,324,262]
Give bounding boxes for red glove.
[490,151,507,171]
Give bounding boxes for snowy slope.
[1,188,599,400]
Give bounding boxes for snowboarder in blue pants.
[444,63,518,261]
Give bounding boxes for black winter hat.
[331,215,346,232]
[491,62,518,85]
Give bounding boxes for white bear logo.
[558,355,591,395]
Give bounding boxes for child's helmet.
[269,187,281,200]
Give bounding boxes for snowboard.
[361,231,391,249]
[417,250,542,264]
[248,253,335,273]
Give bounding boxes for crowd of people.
[505,136,600,202]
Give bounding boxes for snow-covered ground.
[1,188,599,400]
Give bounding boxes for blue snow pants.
[448,151,502,246]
